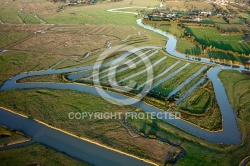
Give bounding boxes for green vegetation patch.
[0,32,32,49]
[153,63,204,97]
[18,14,40,24]
[185,26,250,55]
[128,111,250,166]
[0,143,90,166]
[219,70,250,123]
[0,51,63,85]
[0,126,29,147]
[176,39,202,55]
[0,89,179,165]
[17,74,67,83]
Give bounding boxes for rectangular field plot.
[185,26,250,54]
[0,32,32,49]
[152,63,205,97]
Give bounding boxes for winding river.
[0,6,243,166]
[0,108,153,166]
[0,66,241,144]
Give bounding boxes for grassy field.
[178,81,222,130]
[179,84,211,114]
[152,63,204,96]
[0,51,64,86]
[0,143,90,166]
[38,0,159,25]
[0,0,250,165]
[0,0,158,25]
[130,54,181,86]
[185,2,214,11]
[18,13,40,24]
[7,50,222,131]
[17,74,67,83]
[0,32,32,49]
[128,107,250,166]
[108,51,164,84]
[79,49,168,86]
[53,59,84,70]
[177,71,206,97]
[12,28,119,56]
[203,51,250,64]
[217,24,250,33]
[0,9,22,24]
[219,70,250,123]
[156,23,183,38]
[176,80,222,130]
[163,1,213,11]
[185,26,250,55]
[151,60,187,85]
[0,0,167,66]
[141,21,201,56]
[52,50,128,70]
[176,38,202,55]
[0,125,29,147]
[0,89,180,165]
[210,18,228,24]
[7,24,166,57]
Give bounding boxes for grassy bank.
[177,80,222,131]
[219,70,250,123]
[0,126,29,147]
[0,51,64,86]
[0,89,180,165]
[128,110,250,166]
[17,74,68,83]
[0,143,90,166]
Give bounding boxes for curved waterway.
[0,6,243,166]
[136,19,248,72]
[0,108,153,166]
[0,66,241,145]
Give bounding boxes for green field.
[177,71,205,97]
[0,0,250,165]
[18,14,40,24]
[219,70,250,123]
[0,51,64,85]
[176,38,202,55]
[217,24,250,33]
[0,143,90,166]
[185,26,250,55]
[177,82,222,131]
[128,107,250,166]
[17,74,67,83]
[0,9,22,24]
[152,63,204,96]
[203,51,250,64]
[106,51,164,84]
[0,89,180,165]
[0,0,158,25]
[0,126,29,147]
[150,23,203,55]
[0,32,32,49]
